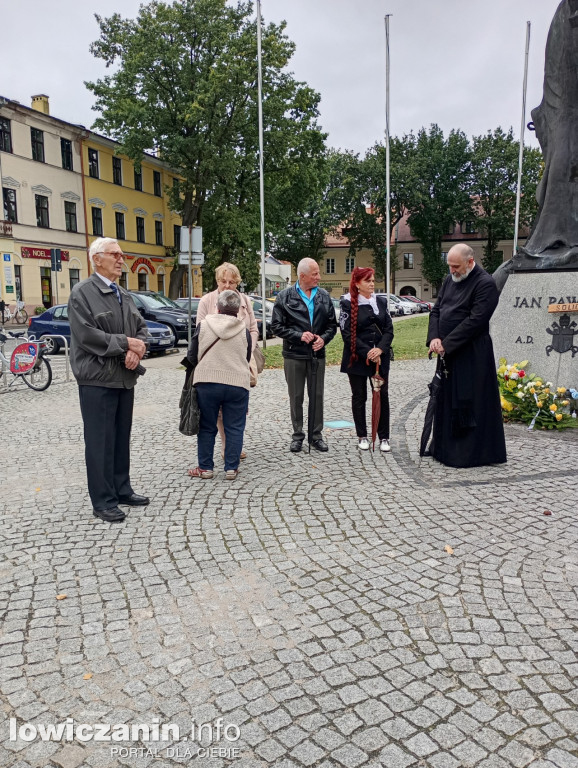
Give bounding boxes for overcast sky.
[2,0,561,155]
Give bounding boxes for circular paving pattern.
[1,358,577,768]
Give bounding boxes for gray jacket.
[68,274,148,388]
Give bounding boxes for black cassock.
[426,266,506,468]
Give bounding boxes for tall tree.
[268,150,358,269]
[343,138,415,282]
[86,0,326,295]
[404,125,472,289]
[470,128,542,273]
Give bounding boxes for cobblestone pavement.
[1,355,577,768]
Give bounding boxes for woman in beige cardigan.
[196,263,258,459]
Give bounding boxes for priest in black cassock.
[425,244,506,468]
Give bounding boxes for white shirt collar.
[344,292,379,314]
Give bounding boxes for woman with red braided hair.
[339,267,394,451]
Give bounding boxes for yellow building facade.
[82,133,184,295]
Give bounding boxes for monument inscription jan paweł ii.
[490,274,578,387]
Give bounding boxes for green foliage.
[470,128,542,273]
[404,125,472,289]
[268,149,357,268]
[86,0,327,296]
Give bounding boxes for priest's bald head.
[448,244,476,283]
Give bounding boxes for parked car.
[395,296,420,314]
[174,297,201,314]
[383,294,412,316]
[128,291,192,342]
[28,304,175,355]
[399,295,431,312]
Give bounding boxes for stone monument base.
[490,272,578,389]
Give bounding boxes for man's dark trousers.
[284,357,325,442]
[78,385,135,511]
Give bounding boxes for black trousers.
[347,372,390,440]
[78,385,135,511]
[284,357,325,442]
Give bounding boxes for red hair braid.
[348,266,374,367]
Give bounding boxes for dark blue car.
[28,304,175,355]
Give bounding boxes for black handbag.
[178,336,220,436]
[179,376,200,436]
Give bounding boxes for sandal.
[188,467,214,479]
[225,469,239,480]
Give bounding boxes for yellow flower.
[555,413,563,422]
[498,365,507,375]
[550,404,557,412]
[562,400,569,406]
[500,396,514,412]
[557,387,566,394]
[537,401,543,408]
[543,388,550,394]
[529,387,536,394]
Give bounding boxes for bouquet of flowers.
[497,359,578,430]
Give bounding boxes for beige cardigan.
[197,290,258,350]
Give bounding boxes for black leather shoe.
[118,493,150,506]
[93,507,126,523]
[290,439,303,453]
[311,438,328,452]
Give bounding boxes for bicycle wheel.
[15,308,28,324]
[21,357,52,391]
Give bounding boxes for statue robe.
[523,0,578,263]
[426,266,507,468]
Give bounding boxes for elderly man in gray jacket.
[68,237,149,523]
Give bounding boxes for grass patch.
[263,314,429,369]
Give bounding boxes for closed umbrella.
[369,361,385,451]
[419,355,447,456]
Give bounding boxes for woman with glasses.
[195,263,258,460]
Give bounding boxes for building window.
[173,177,180,191]
[115,211,126,241]
[3,188,17,223]
[345,257,355,273]
[155,220,163,245]
[61,138,73,170]
[119,271,128,290]
[174,224,181,250]
[403,253,414,269]
[35,195,49,228]
[69,269,80,290]
[65,201,77,233]
[112,157,122,186]
[446,223,454,235]
[462,220,476,234]
[134,167,142,191]
[441,252,448,263]
[14,265,22,300]
[138,271,148,290]
[92,207,103,236]
[0,118,12,153]
[31,128,45,163]
[136,216,145,243]
[157,273,165,294]
[325,258,335,274]
[88,149,99,178]
[153,171,162,197]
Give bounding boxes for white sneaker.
[380,439,391,453]
[358,437,370,451]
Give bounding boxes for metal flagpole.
[513,21,531,256]
[384,15,392,311]
[257,0,267,347]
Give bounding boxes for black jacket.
[271,285,338,360]
[340,294,394,376]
